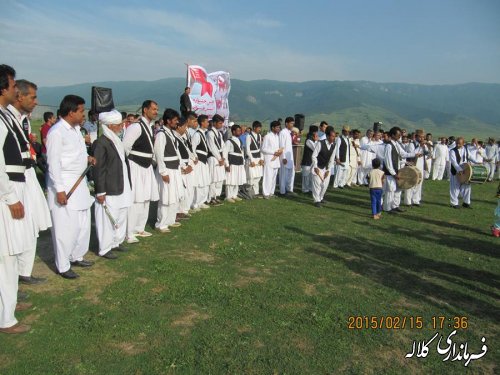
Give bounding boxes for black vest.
[0,112,25,182]
[194,130,208,164]
[158,129,180,169]
[317,140,336,169]
[383,142,400,176]
[6,110,33,169]
[176,134,190,163]
[228,139,244,166]
[129,120,154,168]
[339,136,349,163]
[301,141,314,166]
[450,147,469,175]
[248,132,262,159]
[207,129,223,158]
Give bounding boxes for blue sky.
[1,0,499,86]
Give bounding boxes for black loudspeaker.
[294,114,305,131]
[91,86,114,113]
[373,121,383,132]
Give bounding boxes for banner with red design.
[187,65,230,124]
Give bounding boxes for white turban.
[99,109,122,125]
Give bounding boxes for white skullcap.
[229,121,235,126]
[99,109,122,125]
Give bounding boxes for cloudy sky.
[2,0,499,87]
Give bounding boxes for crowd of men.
[1,63,498,334]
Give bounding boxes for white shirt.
[46,119,93,210]
[484,144,499,163]
[261,132,281,169]
[433,143,449,162]
[279,128,294,168]
[449,146,478,173]
[335,135,351,165]
[154,127,181,177]
[384,140,416,176]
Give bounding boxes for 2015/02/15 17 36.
[347,316,468,330]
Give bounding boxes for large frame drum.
[397,166,421,190]
[458,163,488,184]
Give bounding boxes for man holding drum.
[449,137,480,209]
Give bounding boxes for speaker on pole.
[91,86,115,114]
[294,114,305,131]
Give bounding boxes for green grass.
[1,179,498,374]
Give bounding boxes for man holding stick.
[47,95,95,279]
[311,126,337,207]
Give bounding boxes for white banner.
[187,65,230,125]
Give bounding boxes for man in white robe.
[206,114,226,205]
[245,121,264,196]
[93,110,133,259]
[450,137,479,208]
[0,64,35,334]
[173,117,197,218]
[224,124,247,202]
[333,125,351,188]
[122,100,159,243]
[357,129,373,186]
[261,121,283,198]
[6,79,51,285]
[153,109,184,232]
[47,95,95,279]
[311,127,337,207]
[382,127,418,213]
[301,126,318,193]
[484,138,498,182]
[346,129,361,186]
[191,115,211,210]
[403,136,426,206]
[431,138,449,180]
[279,117,295,195]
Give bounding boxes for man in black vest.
[123,100,159,243]
[179,87,192,119]
[206,114,226,205]
[94,110,133,259]
[153,109,184,232]
[382,126,418,213]
[301,126,319,193]
[224,124,247,202]
[173,117,196,218]
[449,137,479,208]
[6,79,51,285]
[0,64,34,334]
[191,115,211,210]
[333,125,352,188]
[245,121,264,196]
[311,126,337,207]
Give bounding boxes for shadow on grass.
[285,225,500,324]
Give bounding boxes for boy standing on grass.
[223,124,246,202]
[369,158,385,219]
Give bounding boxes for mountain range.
[36,78,500,138]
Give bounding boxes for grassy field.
[0,177,498,374]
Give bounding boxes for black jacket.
[93,135,132,196]
[180,92,192,113]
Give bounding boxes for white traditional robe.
[0,111,36,329]
[245,131,263,195]
[279,127,295,194]
[301,139,316,193]
[311,140,336,203]
[123,117,159,237]
[333,135,351,188]
[154,128,184,230]
[224,137,247,199]
[432,143,449,180]
[191,129,211,207]
[484,143,498,181]
[94,125,133,256]
[449,147,478,206]
[47,119,94,273]
[261,132,281,197]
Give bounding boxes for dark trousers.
[370,188,383,215]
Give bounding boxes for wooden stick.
[66,165,92,200]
